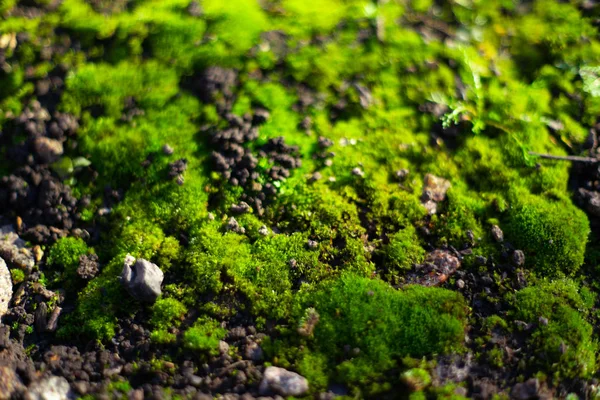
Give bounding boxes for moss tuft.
[504,193,589,277]
[513,280,597,380]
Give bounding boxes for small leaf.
[580,66,600,97]
[51,157,74,179]
[72,157,92,168]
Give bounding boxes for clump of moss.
[183,317,227,356]
[10,268,25,284]
[295,273,468,386]
[46,237,93,288]
[512,280,597,380]
[47,237,89,269]
[150,297,187,344]
[382,226,425,272]
[504,193,589,277]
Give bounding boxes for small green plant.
[10,268,25,284]
[382,226,426,271]
[46,237,92,288]
[504,193,589,277]
[183,317,227,356]
[294,273,468,386]
[512,280,596,380]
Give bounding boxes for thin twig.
[528,152,600,163]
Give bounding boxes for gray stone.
[512,250,525,266]
[0,225,34,272]
[33,137,64,164]
[491,225,504,243]
[25,376,73,400]
[244,342,264,361]
[0,258,12,320]
[120,254,164,303]
[0,365,25,400]
[218,340,230,354]
[259,366,309,397]
[511,378,539,400]
[258,226,269,236]
[351,167,364,177]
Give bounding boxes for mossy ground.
[2,0,600,398]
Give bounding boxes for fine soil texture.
[2,1,600,399]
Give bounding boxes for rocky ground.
[2,0,600,399]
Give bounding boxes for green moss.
[295,273,468,384]
[401,368,432,392]
[512,280,597,380]
[46,237,92,289]
[183,317,227,356]
[150,298,187,330]
[3,0,600,391]
[47,237,89,269]
[504,192,589,277]
[382,226,425,272]
[10,268,25,284]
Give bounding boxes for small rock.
[318,136,333,148]
[244,342,264,361]
[33,137,63,164]
[35,302,48,333]
[77,254,99,280]
[231,202,251,214]
[253,109,270,125]
[456,279,465,289]
[259,366,309,397]
[422,174,451,202]
[0,226,35,272]
[421,174,451,214]
[0,258,12,319]
[324,159,333,167]
[218,341,230,354]
[258,226,269,236]
[310,172,322,182]
[120,255,164,303]
[512,250,525,267]
[472,381,498,399]
[395,169,409,180]
[511,378,540,400]
[538,317,548,326]
[351,167,364,177]
[307,240,318,250]
[228,327,247,339]
[226,217,245,234]
[491,225,504,243]
[46,306,62,332]
[168,158,188,179]
[72,381,88,395]
[162,144,174,155]
[0,366,25,400]
[25,376,73,400]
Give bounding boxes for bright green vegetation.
[291,273,467,391]
[46,237,93,288]
[183,317,227,356]
[512,280,597,381]
[2,0,600,396]
[504,192,590,277]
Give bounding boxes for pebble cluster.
[195,67,302,215]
